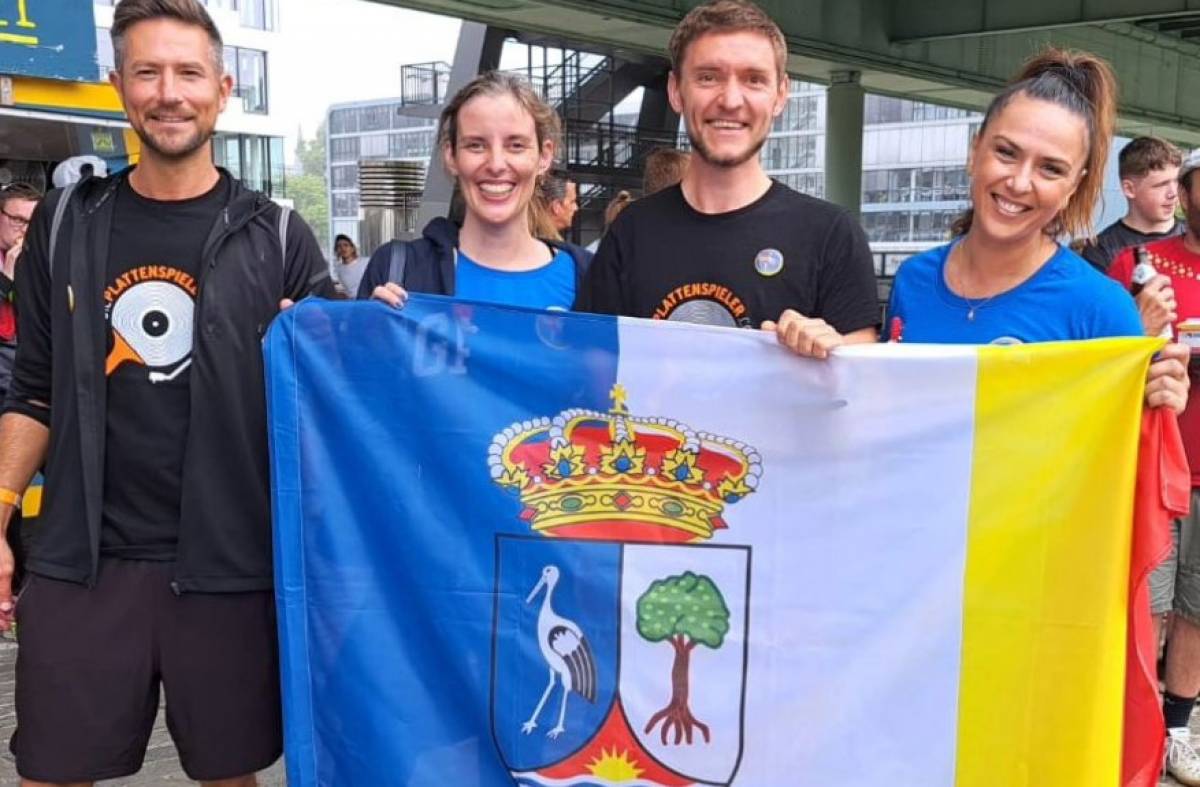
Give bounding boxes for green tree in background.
[636,571,730,746]
[286,123,329,254]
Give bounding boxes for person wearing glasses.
[0,182,41,602]
[0,183,40,402]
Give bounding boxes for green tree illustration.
[636,571,730,745]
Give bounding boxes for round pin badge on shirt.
[754,248,784,277]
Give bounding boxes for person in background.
[0,183,41,600]
[0,183,40,402]
[363,71,591,310]
[1080,136,1184,272]
[543,172,579,237]
[332,233,366,298]
[1109,148,1200,786]
[51,155,108,190]
[586,190,634,254]
[642,147,691,196]
[583,146,688,254]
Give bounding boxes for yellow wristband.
[0,488,21,509]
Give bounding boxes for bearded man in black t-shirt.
[578,0,879,357]
[0,1,333,784]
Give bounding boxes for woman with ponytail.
[779,48,1188,413]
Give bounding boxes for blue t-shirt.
[885,241,1144,345]
[455,248,575,311]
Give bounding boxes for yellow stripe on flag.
[956,338,1158,787]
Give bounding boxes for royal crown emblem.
[488,385,762,543]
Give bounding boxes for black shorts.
[11,559,282,782]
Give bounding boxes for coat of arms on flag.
[489,385,756,786]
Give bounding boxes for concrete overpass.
[366,0,1200,214]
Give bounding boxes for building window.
[330,109,359,135]
[359,106,391,132]
[213,133,285,197]
[360,133,389,159]
[224,46,268,114]
[240,0,275,31]
[389,129,435,159]
[330,136,360,163]
[331,165,358,190]
[333,193,359,218]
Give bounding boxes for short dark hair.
[1119,137,1182,180]
[334,234,355,248]
[0,183,42,209]
[541,172,571,203]
[111,0,223,73]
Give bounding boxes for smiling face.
[668,30,787,169]
[967,93,1088,246]
[1123,166,1180,226]
[110,18,232,164]
[442,92,554,231]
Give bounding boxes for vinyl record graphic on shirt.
[105,280,195,382]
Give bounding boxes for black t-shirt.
[1080,218,1185,273]
[100,174,229,559]
[577,182,879,333]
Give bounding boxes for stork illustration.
[522,565,597,739]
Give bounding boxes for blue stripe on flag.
[266,295,619,786]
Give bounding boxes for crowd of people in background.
[0,0,1196,784]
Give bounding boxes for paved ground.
[0,640,285,785]
[0,635,1187,786]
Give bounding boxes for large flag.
[266,296,1163,787]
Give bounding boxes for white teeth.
[479,183,514,195]
[994,195,1027,215]
[710,121,743,129]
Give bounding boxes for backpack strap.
[47,182,77,282]
[277,205,291,270]
[387,240,408,287]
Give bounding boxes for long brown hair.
[952,48,1117,240]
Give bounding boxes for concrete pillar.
[824,69,864,218]
[416,22,506,231]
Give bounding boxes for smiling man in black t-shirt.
[0,1,332,784]
[578,0,879,356]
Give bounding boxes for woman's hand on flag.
[372,283,409,309]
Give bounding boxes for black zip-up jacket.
[355,217,593,298]
[3,169,333,592]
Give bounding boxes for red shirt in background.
[1110,235,1200,487]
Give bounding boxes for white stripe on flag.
[614,319,979,786]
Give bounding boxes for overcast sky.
[272,1,461,158]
